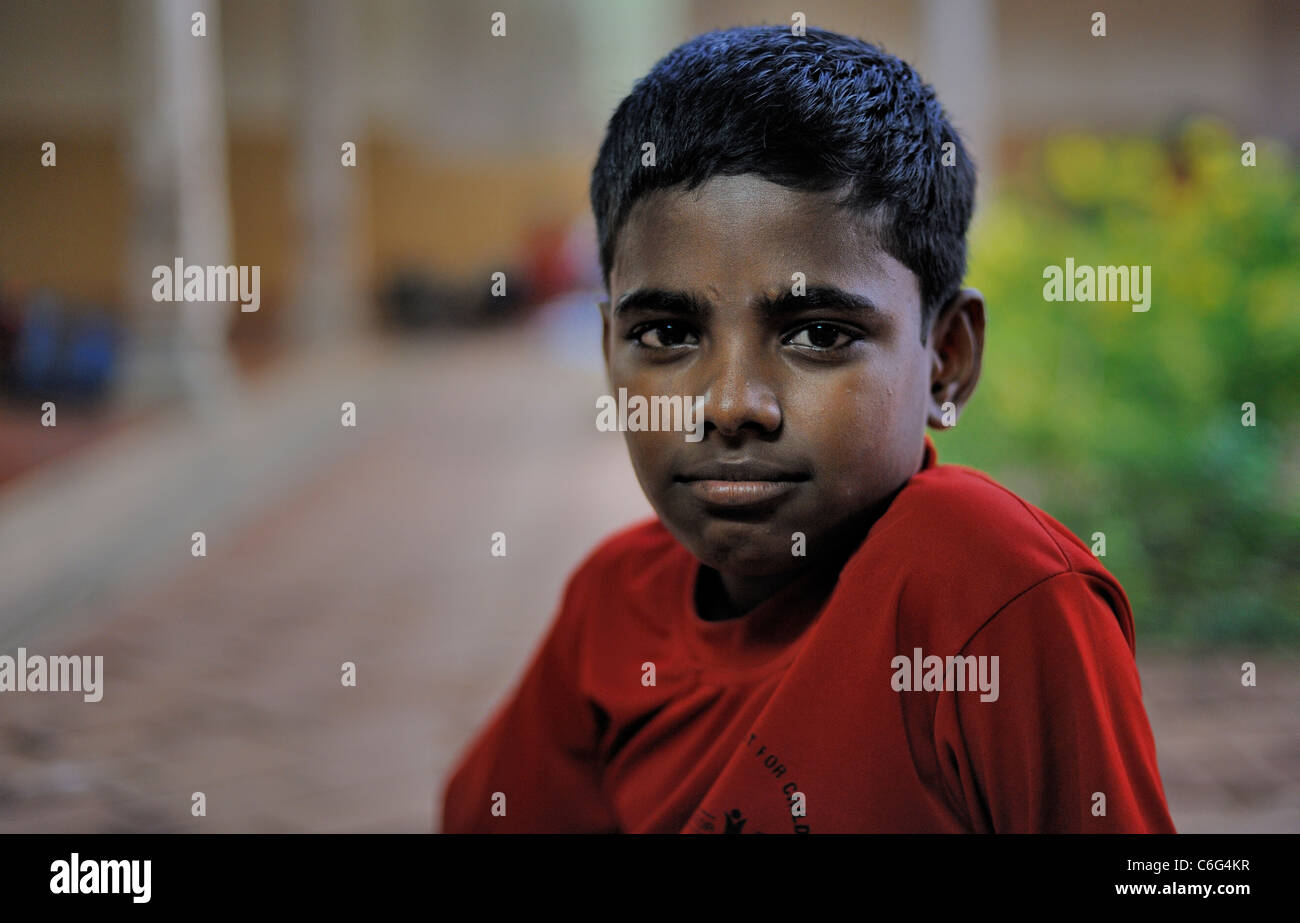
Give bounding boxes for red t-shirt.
[441,437,1176,833]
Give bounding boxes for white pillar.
[120,0,240,412]
[921,0,999,203]
[287,0,363,343]
[571,0,689,147]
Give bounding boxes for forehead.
[610,173,919,313]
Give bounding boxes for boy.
[442,25,1176,833]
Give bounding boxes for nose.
[700,342,782,438]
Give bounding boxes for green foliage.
[943,119,1300,647]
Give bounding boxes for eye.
[784,322,858,351]
[628,321,699,349]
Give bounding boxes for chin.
[699,553,799,579]
[683,524,799,577]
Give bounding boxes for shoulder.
[887,461,1094,570]
[549,518,692,652]
[845,461,1131,651]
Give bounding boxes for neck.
[697,567,801,621]
[696,481,912,621]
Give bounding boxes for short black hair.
[589,24,976,340]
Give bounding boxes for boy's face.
[602,173,981,584]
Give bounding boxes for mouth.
[673,460,810,510]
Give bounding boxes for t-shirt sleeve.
[933,571,1177,833]
[440,570,619,833]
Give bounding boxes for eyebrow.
[613,285,885,322]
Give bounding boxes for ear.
[925,288,985,429]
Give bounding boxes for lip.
[674,459,809,509]
[675,459,810,482]
[683,478,802,507]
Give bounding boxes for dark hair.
[589,24,976,340]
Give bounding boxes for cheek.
[791,365,917,498]
[793,366,891,443]
[621,427,678,486]
[610,364,695,478]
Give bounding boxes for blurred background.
[0,0,1296,833]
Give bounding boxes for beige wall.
[0,129,590,311]
[1,0,1296,311]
